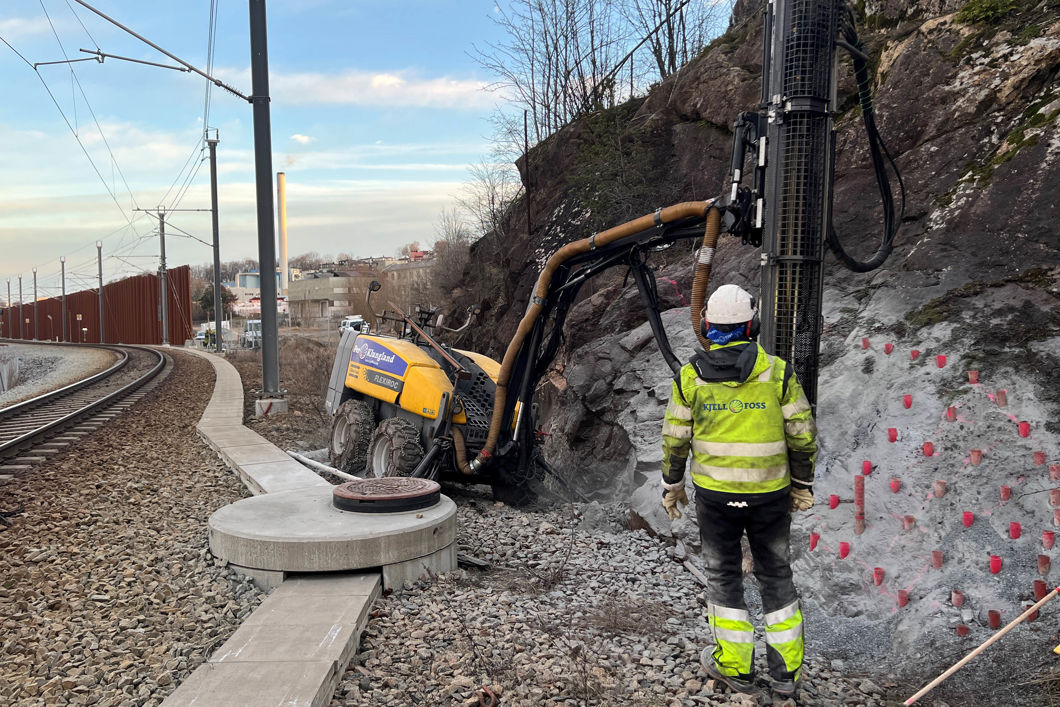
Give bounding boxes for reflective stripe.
[713,626,754,644]
[785,419,817,437]
[710,603,751,622]
[693,439,787,457]
[692,460,788,482]
[764,600,800,626]
[765,625,804,645]
[757,356,773,382]
[781,395,811,418]
[666,400,693,420]
[662,421,693,439]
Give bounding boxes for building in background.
[287,253,432,328]
[381,258,433,313]
[227,267,302,305]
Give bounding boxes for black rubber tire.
[367,417,424,478]
[328,398,374,473]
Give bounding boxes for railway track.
[0,344,169,471]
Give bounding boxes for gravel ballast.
[0,350,264,706]
[330,492,893,707]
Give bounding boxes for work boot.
[772,677,798,698]
[700,647,755,694]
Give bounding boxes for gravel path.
[330,490,890,707]
[0,350,264,706]
[0,343,118,409]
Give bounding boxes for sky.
[0,0,508,303]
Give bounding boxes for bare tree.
[475,0,630,144]
[624,0,733,81]
[475,1,735,145]
[289,251,323,270]
[423,207,473,305]
[460,160,521,239]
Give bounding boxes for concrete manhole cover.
[332,477,441,513]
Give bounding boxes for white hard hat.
[705,284,756,324]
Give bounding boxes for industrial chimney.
[277,171,289,294]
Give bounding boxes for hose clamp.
[653,208,663,226]
[531,295,545,306]
[589,234,597,250]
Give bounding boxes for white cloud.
[216,67,498,109]
[0,17,55,39]
[290,134,315,144]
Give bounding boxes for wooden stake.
[905,587,1060,705]
[682,560,710,588]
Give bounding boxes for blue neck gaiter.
[706,325,749,346]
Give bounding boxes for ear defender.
[747,295,761,340]
[701,318,709,340]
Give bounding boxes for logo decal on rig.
[352,339,408,377]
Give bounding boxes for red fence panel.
[1,266,192,345]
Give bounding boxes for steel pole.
[249,0,281,397]
[158,211,169,345]
[60,257,66,342]
[97,241,105,343]
[207,133,223,352]
[32,268,38,340]
[18,275,23,339]
[5,280,10,338]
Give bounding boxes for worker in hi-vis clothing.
[660,284,817,698]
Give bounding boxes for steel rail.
[0,344,166,460]
[0,345,130,423]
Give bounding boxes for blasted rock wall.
[454,2,1060,696]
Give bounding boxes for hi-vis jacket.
[661,342,817,495]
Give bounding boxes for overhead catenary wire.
[165,220,214,249]
[169,153,207,211]
[3,0,225,287]
[0,32,140,242]
[202,0,218,132]
[64,0,100,50]
[39,0,141,214]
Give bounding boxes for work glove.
[790,487,813,512]
[662,480,689,520]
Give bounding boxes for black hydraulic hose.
[827,7,906,273]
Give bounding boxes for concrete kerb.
[167,348,456,707]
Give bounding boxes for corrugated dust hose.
[457,202,721,473]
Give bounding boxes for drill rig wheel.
[329,398,374,473]
[368,417,424,478]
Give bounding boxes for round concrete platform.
[208,485,457,572]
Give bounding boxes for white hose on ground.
[286,450,359,482]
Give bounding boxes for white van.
[339,315,367,335]
[241,319,262,348]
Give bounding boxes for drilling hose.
[466,201,718,471]
[452,426,474,475]
[690,208,722,350]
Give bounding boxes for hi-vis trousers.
[695,487,804,682]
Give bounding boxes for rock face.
[442,0,1060,699]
